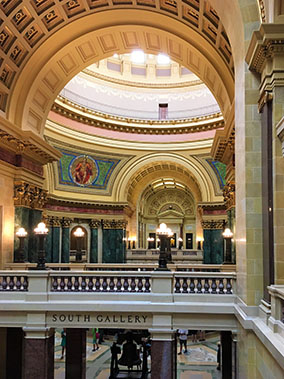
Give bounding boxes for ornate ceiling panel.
[0,0,233,119]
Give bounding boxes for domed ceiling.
[59,52,220,121]
[50,51,224,139]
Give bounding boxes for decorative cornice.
[246,25,284,74]
[102,219,127,229]
[211,102,235,164]
[14,181,47,209]
[83,69,203,89]
[51,100,224,135]
[201,220,226,230]
[223,181,235,210]
[46,197,128,211]
[0,118,61,165]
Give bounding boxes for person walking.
[178,329,188,355]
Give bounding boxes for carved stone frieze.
[223,181,235,210]
[14,181,47,209]
[52,101,224,135]
[89,219,102,228]
[102,219,127,229]
[43,215,62,227]
[61,218,73,228]
[201,220,226,230]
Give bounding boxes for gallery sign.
[47,312,152,328]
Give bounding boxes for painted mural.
[58,149,120,190]
[206,159,226,189]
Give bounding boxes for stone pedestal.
[151,332,176,379]
[22,329,54,379]
[66,328,86,379]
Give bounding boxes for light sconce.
[16,227,27,263]
[74,227,85,262]
[34,222,49,270]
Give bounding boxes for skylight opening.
[131,50,145,64]
[157,53,170,65]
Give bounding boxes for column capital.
[102,219,127,229]
[14,181,47,209]
[61,217,73,228]
[223,181,235,210]
[89,219,101,228]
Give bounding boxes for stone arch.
[9,10,234,136]
[113,152,219,206]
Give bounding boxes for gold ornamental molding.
[223,181,235,210]
[51,100,224,135]
[201,219,226,230]
[102,219,127,229]
[61,218,73,228]
[14,181,47,209]
[89,219,102,228]
[258,0,266,23]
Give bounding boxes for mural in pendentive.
[206,159,226,189]
[58,149,121,190]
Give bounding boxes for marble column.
[28,209,42,262]
[221,331,232,379]
[22,329,54,379]
[203,223,224,264]
[89,220,100,263]
[66,328,86,379]
[151,331,176,379]
[6,328,23,379]
[14,207,30,262]
[98,224,103,263]
[51,219,61,263]
[261,98,274,301]
[61,218,72,263]
[45,217,52,263]
[102,220,124,263]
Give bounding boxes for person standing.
[92,328,100,351]
[60,329,66,359]
[178,329,188,355]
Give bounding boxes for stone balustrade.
[268,285,284,336]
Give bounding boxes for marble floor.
[54,331,222,379]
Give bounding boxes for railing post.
[151,272,173,303]
[25,271,49,302]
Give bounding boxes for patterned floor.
[54,331,222,379]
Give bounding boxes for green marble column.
[45,224,52,263]
[89,220,100,263]
[28,209,42,262]
[52,225,60,263]
[227,208,236,264]
[14,207,30,261]
[102,223,124,263]
[203,228,224,264]
[61,219,72,263]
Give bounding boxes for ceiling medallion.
[69,155,98,186]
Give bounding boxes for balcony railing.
[0,270,236,295]
[4,262,236,272]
